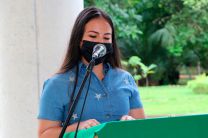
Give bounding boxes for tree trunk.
[197,61,201,75]
[146,77,149,86]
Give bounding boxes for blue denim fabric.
[38,62,143,124]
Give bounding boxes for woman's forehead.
[84,17,112,34]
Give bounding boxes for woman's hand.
[73,119,100,130]
[120,115,135,121]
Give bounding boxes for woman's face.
[82,17,112,44]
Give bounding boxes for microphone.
[92,44,107,59]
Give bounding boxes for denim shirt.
[38,62,143,124]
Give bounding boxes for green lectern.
[63,114,208,138]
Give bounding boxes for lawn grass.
[139,86,208,117]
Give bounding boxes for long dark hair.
[57,7,121,74]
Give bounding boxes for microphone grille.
[92,44,107,58]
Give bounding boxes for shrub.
[122,56,157,86]
[187,74,208,94]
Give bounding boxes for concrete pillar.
[0,0,83,137]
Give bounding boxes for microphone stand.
[59,60,95,138]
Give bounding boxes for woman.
[38,7,145,138]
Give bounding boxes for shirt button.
[105,114,111,119]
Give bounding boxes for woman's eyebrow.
[104,33,112,35]
[87,31,99,34]
[87,31,112,35]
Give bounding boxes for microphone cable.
[74,69,93,138]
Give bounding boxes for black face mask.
[80,40,113,65]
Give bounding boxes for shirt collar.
[78,61,87,74]
[103,62,111,74]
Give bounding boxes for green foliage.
[130,0,183,85]
[123,56,157,86]
[166,3,208,69]
[187,74,208,94]
[183,0,208,10]
[128,56,141,66]
[149,27,174,47]
[127,56,143,81]
[85,0,208,85]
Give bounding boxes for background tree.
[85,0,208,85]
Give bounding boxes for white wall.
[36,0,83,91]
[0,0,83,137]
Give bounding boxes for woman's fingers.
[89,119,100,125]
[84,123,91,129]
[78,119,100,130]
[120,115,135,121]
[87,121,96,126]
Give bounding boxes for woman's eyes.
[88,35,110,40]
[89,35,96,38]
[89,35,111,40]
[104,37,110,40]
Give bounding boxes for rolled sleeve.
[38,79,64,121]
[128,75,143,109]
